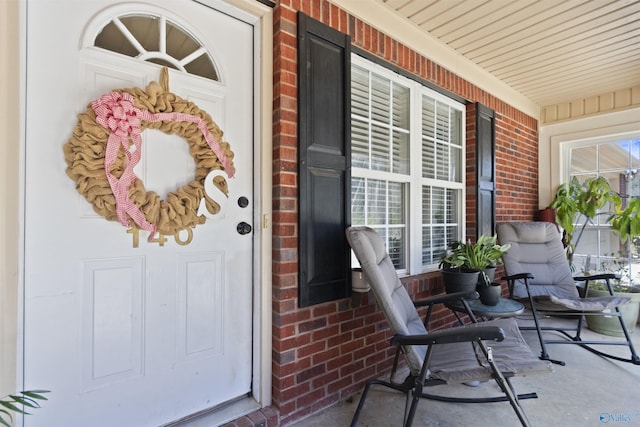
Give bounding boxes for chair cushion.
[497,222,631,312]
[347,226,553,381]
[497,222,577,299]
[429,318,553,383]
[529,295,631,311]
[346,227,427,374]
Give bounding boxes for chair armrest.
[574,273,618,296]
[413,291,477,307]
[389,326,505,347]
[501,272,534,281]
[574,273,617,281]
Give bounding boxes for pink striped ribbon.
[91,91,234,235]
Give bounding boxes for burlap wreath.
[63,68,235,237]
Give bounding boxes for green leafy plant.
[0,390,49,427]
[608,197,640,243]
[549,176,621,262]
[440,235,510,286]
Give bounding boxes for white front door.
[24,1,255,425]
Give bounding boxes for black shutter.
[476,103,496,238]
[297,13,351,307]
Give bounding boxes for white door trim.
[227,0,275,413]
[211,0,275,417]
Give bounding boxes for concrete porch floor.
[292,314,640,427]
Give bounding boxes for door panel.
[81,258,145,391]
[24,1,254,425]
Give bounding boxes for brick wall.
[265,1,539,425]
[495,113,539,222]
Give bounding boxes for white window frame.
[351,54,465,276]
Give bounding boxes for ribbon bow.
[91,90,234,237]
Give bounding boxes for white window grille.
[94,14,219,81]
[564,135,640,284]
[351,55,465,274]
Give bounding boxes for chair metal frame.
[503,271,640,366]
[349,292,538,427]
[346,226,551,427]
[498,221,640,366]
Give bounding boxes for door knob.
[237,222,252,235]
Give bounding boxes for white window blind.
[351,55,465,274]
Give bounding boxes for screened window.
[564,136,640,285]
[351,56,465,273]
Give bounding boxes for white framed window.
[350,55,465,274]
[562,133,640,283]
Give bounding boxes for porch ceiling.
[376,0,640,108]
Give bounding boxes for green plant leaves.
[0,390,49,426]
[440,235,510,272]
[609,197,640,242]
[550,176,622,259]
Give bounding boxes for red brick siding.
[496,114,539,223]
[267,1,539,425]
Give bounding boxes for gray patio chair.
[497,222,640,366]
[346,226,552,427]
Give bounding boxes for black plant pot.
[478,283,502,306]
[441,269,480,294]
[477,266,496,289]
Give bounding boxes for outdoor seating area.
[293,316,640,427]
[345,226,553,426]
[290,225,640,427]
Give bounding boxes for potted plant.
[550,175,640,330]
[581,253,640,336]
[440,243,480,294]
[440,235,510,302]
[608,200,640,328]
[466,234,511,305]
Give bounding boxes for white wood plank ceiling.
[376,0,640,107]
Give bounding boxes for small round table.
[446,297,525,323]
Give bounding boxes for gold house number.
[127,227,194,248]
[126,170,229,248]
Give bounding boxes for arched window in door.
[93,14,219,81]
